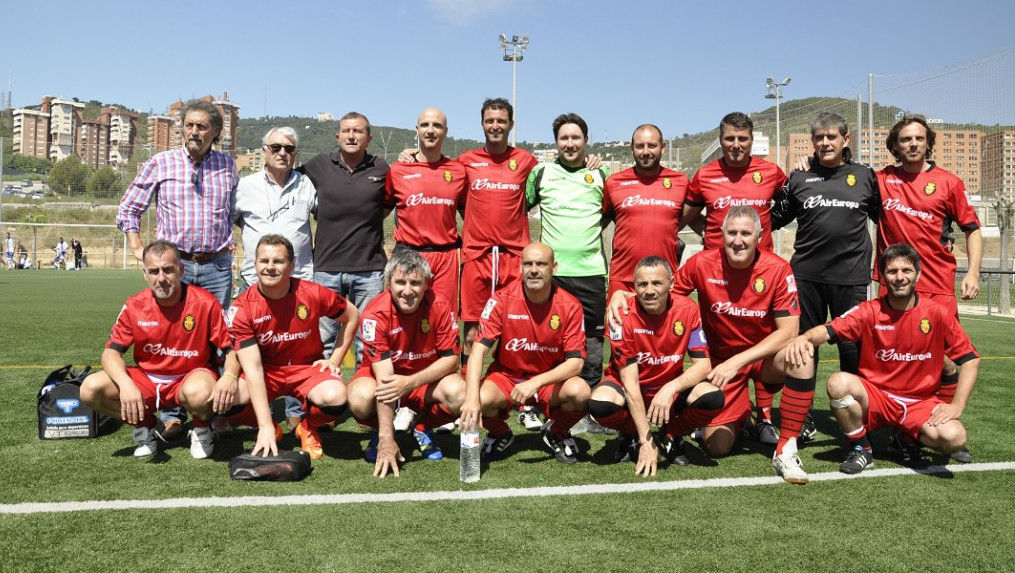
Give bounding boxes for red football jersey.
[385,157,467,247]
[875,164,980,295]
[458,146,539,260]
[360,290,460,375]
[828,294,978,399]
[477,282,586,379]
[606,293,708,391]
[604,167,689,285]
[228,278,348,367]
[673,248,799,360]
[107,284,231,375]
[686,156,787,251]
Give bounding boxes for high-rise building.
[935,130,983,194]
[105,108,137,168]
[79,117,110,169]
[11,107,50,159]
[981,130,1015,200]
[45,96,85,162]
[147,115,175,154]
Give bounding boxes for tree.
[86,167,123,198]
[49,156,91,196]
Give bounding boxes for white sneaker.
[393,407,417,433]
[772,450,809,485]
[518,407,543,432]
[189,427,215,459]
[132,425,160,458]
[434,418,458,433]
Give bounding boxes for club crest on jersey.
[752,171,763,184]
[919,318,932,334]
[508,159,518,171]
[752,277,766,294]
[663,177,672,189]
[296,304,309,320]
[443,170,453,183]
[420,318,431,334]
[846,173,856,187]
[673,320,685,336]
[549,314,561,330]
[924,182,936,195]
[183,314,195,332]
[584,173,594,184]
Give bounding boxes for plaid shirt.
[117,147,237,253]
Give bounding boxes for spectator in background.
[72,239,83,270]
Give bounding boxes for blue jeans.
[313,269,384,364]
[161,252,233,424]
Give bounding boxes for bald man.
[384,108,467,310]
[460,242,591,465]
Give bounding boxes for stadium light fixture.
[500,33,529,146]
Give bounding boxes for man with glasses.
[118,99,238,439]
[234,127,316,289]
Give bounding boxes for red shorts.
[352,365,433,411]
[126,367,215,412]
[860,377,941,442]
[606,278,635,306]
[707,359,765,428]
[245,364,342,404]
[484,370,559,417]
[920,290,959,319]
[419,249,460,313]
[460,247,521,321]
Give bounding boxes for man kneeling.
[460,242,590,464]
[222,234,360,459]
[80,240,233,459]
[785,244,980,474]
[346,249,465,477]
[591,256,721,477]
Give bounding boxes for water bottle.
[459,428,481,483]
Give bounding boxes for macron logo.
[136,320,159,327]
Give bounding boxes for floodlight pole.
[500,34,529,147]
[765,76,791,256]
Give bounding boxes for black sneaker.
[481,431,515,460]
[658,434,690,466]
[799,411,817,443]
[840,445,875,474]
[541,422,579,464]
[887,432,928,468]
[613,434,638,463]
[950,446,973,464]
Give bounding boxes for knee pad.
[588,399,622,420]
[690,389,725,411]
[829,395,857,409]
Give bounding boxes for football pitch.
[1,270,1013,573]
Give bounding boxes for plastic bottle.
[459,428,481,483]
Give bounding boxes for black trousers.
[796,278,867,374]
[552,275,606,386]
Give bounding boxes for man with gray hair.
[772,111,879,440]
[346,248,464,477]
[234,127,316,288]
[118,98,239,438]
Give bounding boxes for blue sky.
[2,0,1013,143]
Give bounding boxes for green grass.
[1,270,1014,572]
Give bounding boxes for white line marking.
[2,461,1012,516]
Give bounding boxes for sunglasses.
[190,169,202,186]
[266,144,296,154]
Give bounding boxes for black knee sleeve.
[940,371,959,386]
[689,390,725,411]
[317,403,348,417]
[581,336,604,385]
[223,404,246,417]
[588,399,622,419]
[785,375,816,392]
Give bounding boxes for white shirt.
[234,168,317,286]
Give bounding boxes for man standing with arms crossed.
[876,115,982,463]
[118,99,238,438]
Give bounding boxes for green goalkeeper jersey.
[525,160,610,277]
